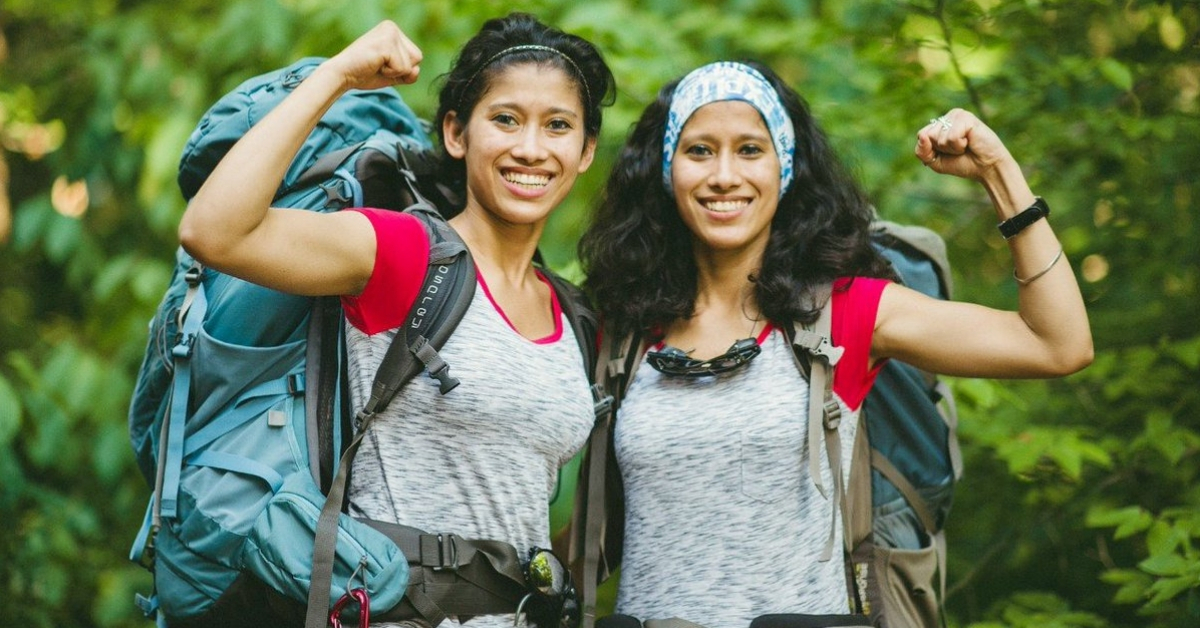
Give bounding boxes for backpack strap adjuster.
[420,533,461,571]
[591,384,614,419]
[183,265,203,287]
[824,399,842,430]
[171,333,197,358]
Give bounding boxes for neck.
[691,241,765,318]
[450,204,544,285]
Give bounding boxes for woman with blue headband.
[576,61,1092,626]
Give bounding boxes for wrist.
[997,197,1050,240]
[307,61,356,97]
[979,158,1035,219]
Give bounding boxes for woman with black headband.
[577,61,1092,626]
[180,14,614,628]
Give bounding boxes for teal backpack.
[128,58,598,628]
[572,220,959,628]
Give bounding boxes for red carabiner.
[329,587,370,627]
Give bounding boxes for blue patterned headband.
[662,62,795,198]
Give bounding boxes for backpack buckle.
[427,361,459,395]
[792,329,844,366]
[134,592,159,618]
[591,384,614,419]
[412,337,460,394]
[171,332,197,358]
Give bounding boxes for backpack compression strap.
[157,263,208,522]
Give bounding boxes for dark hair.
[579,60,893,337]
[431,12,616,208]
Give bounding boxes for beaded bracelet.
[1014,247,1064,286]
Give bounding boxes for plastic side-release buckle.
[135,592,159,618]
[591,384,614,419]
[792,329,844,366]
[412,337,460,394]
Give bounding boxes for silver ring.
[930,116,952,131]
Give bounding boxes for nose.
[708,151,742,190]
[510,126,549,163]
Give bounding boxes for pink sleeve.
[831,277,890,410]
[340,208,430,335]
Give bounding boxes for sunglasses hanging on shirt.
[646,337,762,377]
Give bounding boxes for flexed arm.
[872,109,1093,378]
[179,21,423,296]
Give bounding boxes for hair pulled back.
[432,12,615,206]
[579,60,893,337]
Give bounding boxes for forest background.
[1,0,1198,626]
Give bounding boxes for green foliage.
[2,0,1198,626]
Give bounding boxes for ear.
[443,111,467,159]
[577,136,597,174]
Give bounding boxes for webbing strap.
[292,143,365,191]
[159,272,209,520]
[308,181,475,628]
[790,290,846,562]
[869,448,939,536]
[182,373,303,456]
[644,619,709,628]
[580,417,609,628]
[354,519,527,623]
[936,380,963,481]
[578,331,641,628]
[305,410,375,628]
[580,334,617,628]
[129,499,155,565]
[934,529,949,628]
[187,450,285,492]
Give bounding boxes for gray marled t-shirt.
[341,210,594,628]
[612,274,887,628]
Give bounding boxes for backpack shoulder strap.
[306,163,477,628]
[574,327,643,628]
[782,286,848,563]
[538,268,599,379]
[870,219,962,483]
[871,219,953,298]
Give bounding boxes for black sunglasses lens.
[647,338,761,377]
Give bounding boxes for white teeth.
[504,172,550,187]
[704,200,749,212]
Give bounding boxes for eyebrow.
[680,131,771,144]
[485,102,581,119]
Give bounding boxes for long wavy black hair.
[579,60,893,337]
[430,12,616,212]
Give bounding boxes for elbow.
[178,203,224,266]
[1049,337,1095,377]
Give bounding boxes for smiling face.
[670,100,782,257]
[443,63,596,228]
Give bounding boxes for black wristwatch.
[997,197,1050,240]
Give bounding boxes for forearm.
[979,163,1093,375]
